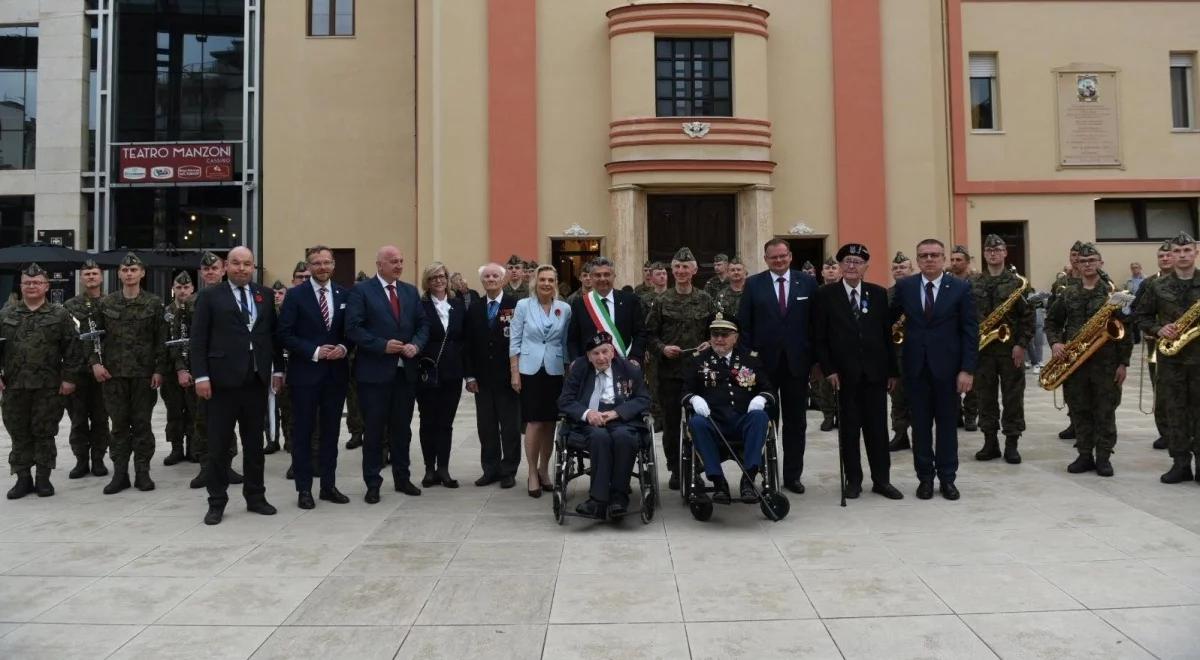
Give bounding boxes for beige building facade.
[261,0,1200,289]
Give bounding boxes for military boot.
[820,415,836,432]
[68,454,90,479]
[974,433,1001,461]
[34,467,54,497]
[963,417,978,432]
[1058,424,1076,440]
[103,462,131,494]
[1095,452,1114,477]
[6,469,33,499]
[90,449,108,476]
[134,468,156,492]
[888,429,910,451]
[189,465,208,489]
[345,432,363,450]
[1067,451,1096,474]
[1195,455,1200,482]
[163,443,185,466]
[1003,436,1022,464]
[1160,455,1194,484]
[1152,437,1168,450]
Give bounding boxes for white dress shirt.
[582,367,616,420]
[922,274,943,308]
[431,294,451,330]
[769,270,791,304]
[308,277,346,362]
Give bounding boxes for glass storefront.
[0,26,37,170]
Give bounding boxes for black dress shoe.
[421,470,440,488]
[285,466,294,480]
[940,482,960,501]
[528,486,543,499]
[263,440,281,455]
[1058,424,1076,440]
[1153,437,1168,450]
[229,468,244,485]
[739,475,759,503]
[247,499,277,515]
[668,472,680,491]
[819,418,835,432]
[298,491,316,510]
[843,482,862,499]
[916,480,934,500]
[364,487,380,504]
[345,433,363,449]
[437,470,459,489]
[395,480,422,496]
[474,473,498,487]
[871,483,904,500]
[189,466,208,489]
[607,501,628,519]
[204,506,224,525]
[888,432,910,451]
[710,477,732,504]
[319,487,350,504]
[499,475,516,489]
[783,479,805,495]
[575,498,607,520]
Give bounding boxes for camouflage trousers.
[1153,360,1200,457]
[811,374,837,419]
[3,388,66,473]
[103,378,159,471]
[974,350,1026,437]
[1062,357,1122,455]
[889,379,909,434]
[68,375,109,459]
[160,378,196,449]
[644,354,662,423]
[279,385,320,464]
[192,396,237,462]
[1148,359,1168,439]
[959,389,979,424]
[346,379,364,435]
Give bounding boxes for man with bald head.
[191,246,285,525]
[345,245,430,503]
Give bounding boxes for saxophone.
[978,274,1028,350]
[1039,291,1135,391]
[1153,297,1200,357]
[892,315,906,345]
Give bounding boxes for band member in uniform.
[971,235,1035,464]
[716,257,746,316]
[814,244,904,500]
[1045,243,1130,477]
[190,250,242,488]
[1133,232,1200,484]
[161,271,196,466]
[464,263,520,488]
[814,257,841,431]
[887,251,913,451]
[950,245,980,432]
[2,264,81,499]
[63,259,111,478]
[1133,241,1175,450]
[504,255,529,301]
[567,256,645,365]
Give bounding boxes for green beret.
[200,251,221,267]
[713,253,729,264]
[892,251,910,264]
[120,252,143,267]
[1076,242,1101,258]
[173,271,192,285]
[271,280,285,291]
[672,246,696,263]
[81,258,100,271]
[1169,231,1195,247]
[21,262,46,278]
[983,234,1006,249]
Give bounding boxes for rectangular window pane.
[1171,66,1192,129]
[1095,201,1138,240]
[970,77,994,129]
[1145,200,1194,238]
[654,37,732,117]
[310,0,331,36]
[334,0,354,36]
[0,27,35,169]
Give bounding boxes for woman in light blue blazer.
[509,265,572,497]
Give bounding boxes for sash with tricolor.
[582,291,629,357]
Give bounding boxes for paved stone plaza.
[0,354,1198,659]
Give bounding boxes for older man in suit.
[191,246,285,525]
[558,332,651,520]
[464,263,520,488]
[889,238,979,500]
[567,257,645,365]
[278,245,351,509]
[345,245,430,504]
[814,243,904,500]
[736,238,819,494]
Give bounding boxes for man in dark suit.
[813,243,904,501]
[277,245,351,510]
[736,237,819,494]
[345,245,430,504]
[557,332,651,520]
[567,257,645,364]
[889,238,979,500]
[191,246,285,525]
[463,262,520,488]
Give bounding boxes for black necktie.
[238,286,251,325]
[601,297,610,315]
[924,282,935,320]
[850,289,861,320]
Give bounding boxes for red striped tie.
[318,286,330,330]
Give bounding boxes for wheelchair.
[551,413,659,525]
[679,402,790,522]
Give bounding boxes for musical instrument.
[891,315,906,345]
[1153,297,1200,357]
[978,274,1028,350]
[72,305,105,362]
[1039,291,1134,391]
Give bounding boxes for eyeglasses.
[841,259,866,267]
[429,274,447,280]
[917,253,943,260]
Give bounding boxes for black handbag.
[417,325,448,390]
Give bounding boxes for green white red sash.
[583,291,629,357]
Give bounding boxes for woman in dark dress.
[416,262,467,488]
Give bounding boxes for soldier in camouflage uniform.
[504,255,529,301]
[1132,241,1175,450]
[344,270,369,450]
[1045,243,1131,477]
[647,247,717,489]
[276,261,311,456]
[3,264,82,499]
[814,257,841,431]
[1133,232,1200,484]
[89,253,168,494]
[160,271,196,466]
[566,260,594,307]
[703,253,730,299]
[639,262,669,424]
[715,257,746,317]
[63,259,111,478]
[189,250,242,488]
[633,259,654,297]
[971,235,1035,464]
[888,251,913,450]
[800,260,816,278]
[949,244,980,431]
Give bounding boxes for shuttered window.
[1171,52,1195,129]
[969,53,999,130]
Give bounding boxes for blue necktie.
[488,300,498,328]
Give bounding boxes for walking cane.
[704,416,781,521]
[833,383,846,507]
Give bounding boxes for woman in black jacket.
[416,262,467,488]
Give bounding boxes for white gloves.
[748,395,767,412]
[690,396,711,418]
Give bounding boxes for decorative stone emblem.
[563,223,590,237]
[788,223,815,236]
[681,122,711,139]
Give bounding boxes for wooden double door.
[647,194,736,286]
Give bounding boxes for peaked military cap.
[836,243,870,262]
[293,261,308,275]
[80,258,100,271]
[1169,231,1195,247]
[21,262,46,278]
[200,250,221,266]
[506,254,524,266]
[823,257,837,267]
[1076,242,1101,258]
[586,331,613,352]
[709,312,738,333]
[271,279,285,291]
[713,253,730,264]
[951,244,971,258]
[892,251,910,264]
[983,234,1006,249]
[120,252,143,267]
[801,260,815,270]
[173,271,192,285]
[1070,240,1084,253]
[672,246,696,263]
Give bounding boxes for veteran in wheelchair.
[680,313,790,521]
[554,332,657,523]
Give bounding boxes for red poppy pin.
[254,293,263,303]
[554,308,562,317]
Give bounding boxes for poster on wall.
[117,142,234,183]
[1055,65,1122,169]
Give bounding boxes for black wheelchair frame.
[551,413,659,525]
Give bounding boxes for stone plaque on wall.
[1055,65,1121,168]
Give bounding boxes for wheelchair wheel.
[760,491,790,521]
[553,441,568,526]
[640,453,658,524]
[553,489,565,525]
[689,501,714,521]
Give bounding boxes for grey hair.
[589,256,614,271]
[478,262,506,279]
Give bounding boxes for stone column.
[737,185,774,268]
[609,184,645,287]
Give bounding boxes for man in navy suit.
[737,238,819,493]
[889,238,978,500]
[566,257,645,364]
[345,245,430,504]
[277,245,351,510]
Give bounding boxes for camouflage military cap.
[1169,231,1195,247]
[120,252,143,267]
[727,256,743,266]
[80,258,101,271]
[650,261,668,271]
[1159,240,1174,253]
[892,251,910,264]
[271,279,285,291]
[713,253,729,264]
[983,234,1006,249]
[20,262,46,278]
[525,260,539,270]
[823,257,837,267]
[951,244,971,258]
[1070,241,1084,253]
[643,260,653,268]
[355,270,368,282]
[293,261,308,275]
[1076,242,1101,258]
[506,254,524,266]
[173,271,192,286]
[709,312,738,333]
[801,260,815,270]
[200,250,221,266]
[672,247,696,263]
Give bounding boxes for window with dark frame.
[309,0,355,37]
[969,53,998,130]
[0,26,38,170]
[1171,52,1195,129]
[1095,198,1199,242]
[655,38,732,117]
